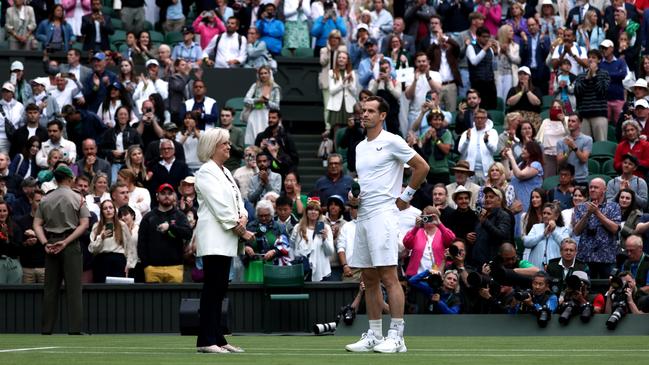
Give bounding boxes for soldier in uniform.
[33,165,91,335]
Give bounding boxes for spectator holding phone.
[290,197,334,282]
[88,200,135,282]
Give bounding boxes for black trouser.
[470,79,497,110]
[196,255,232,347]
[92,252,127,283]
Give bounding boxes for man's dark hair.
[68,48,81,57]
[430,14,442,23]
[221,106,235,116]
[227,16,240,25]
[276,195,292,208]
[47,119,64,131]
[75,175,91,184]
[559,164,575,176]
[268,108,282,119]
[534,271,551,285]
[476,26,490,37]
[466,88,480,98]
[365,95,389,114]
[25,103,40,112]
[587,49,602,61]
[53,168,72,183]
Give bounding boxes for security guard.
[33,165,90,335]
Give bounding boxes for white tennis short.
[349,208,399,268]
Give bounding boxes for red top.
[613,139,649,177]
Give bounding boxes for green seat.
[143,21,153,31]
[111,18,123,30]
[109,30,127,46]
[149,31,165,45]
[335,128,347,162]
[601,160,617,177]
[263,265,309,332]
[496,97,505,112]
[542,175,560,191]
[225,97,246,110]
[488,110,505,126]
[281,47,314,58]
[542,95,555,110]
[587,174,612,184]
[588,159,600,175]
[608,125,617,142]
[540,109,550,120]
[102,6,113,17]
[590,141,617,163]
[165,31,184,47]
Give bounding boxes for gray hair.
[625,235,643,249]
[197,128,230,163]
[621,119,641,133]
[159,138,174,149]
[256,198,275,217]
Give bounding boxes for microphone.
[351,180,361,198]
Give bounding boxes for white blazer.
[326,69,357,113]
[194,159,247,258]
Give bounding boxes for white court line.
[0,347,59,353]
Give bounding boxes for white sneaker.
[373,329,407,353]
[345,329,384,352]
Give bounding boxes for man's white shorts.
[350,208,399,268]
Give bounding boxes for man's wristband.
[400,186,417,203]
[571,147,578,152]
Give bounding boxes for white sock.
[369,319,383,339]
[390,318,405,337]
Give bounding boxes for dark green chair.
[608,125,617,142]
[496,97,505,112]
[588,159,600,175]
[149,31,165,45]
[488,110,505,126]
[541,95,555,110]
[590,141,617,163]
[111,18,123,30]
[263,265,310,333]
[336,128,347,162]
[542,175,560,191]
[601,160,617,177]
[225,97,246,111]
[109,30,126,47]
[165,31,184,47]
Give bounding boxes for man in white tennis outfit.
[345,96,429,353]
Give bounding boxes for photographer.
[192,11,226,50]
[403,206,456,278]
[618,235,649,294]
[508,272,558,327]
[244,200,291,266]
[408,269,462,314]
[556,271,603,325]
[605,272,646,319]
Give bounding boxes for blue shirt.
[573,201,621,263]
[599,57,628,101]
[171,42,203,63]
[167,1,184,20]
[314,174,353,204]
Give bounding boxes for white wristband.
[399,186,417,203]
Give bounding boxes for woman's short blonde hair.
[197,128,230,163]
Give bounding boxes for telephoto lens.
[537,307,551,328]
[579,303,594,323]
[558,303,575,325]
[313,322,337,335]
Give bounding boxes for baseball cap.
[2,82,15,93]
[30,78,47,87]
[635,99,649,109]
[571,271,590,286]
[92,52,106,61]
[145,59,160,68]
[327,194,345,207]
[599,39,614,49]
[483,186,504,200]
[21,176,38,188]
[356,24,369,33]
[181,176,195,185]
[518,66,532,76]
[10,61,24,71]
[182,25,194,34]
[162,122,178,131]
[157,183,175,193]
[364,38,378,47]
[633,79,648,89]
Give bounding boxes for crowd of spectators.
[1,0,649,317]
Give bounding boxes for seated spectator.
[9,136,42,181]
[124,145,149,187]
[408,268,463,314]
[233,146,259,199]
[74,138,112,185]
[471,188,514,267]
[86,172,111,217]
[88,199,135,283]
[445,160,481,209]
[192,10,226,50]
[0,82,25,137]
[243,199,291,266]
[79,0,113,52]
[546,238,589,289]
[135,100,165,152]
[36,120,76,169]
[117,168,151,218]
[606,154,648,209]
[177,175,198,215]
[171,26,202,67]
[146,139,191,202]
[26,79,61,129]
[283,171,306,218]
[458,108,498,183]
[255,109,299,169]
[476,162,516,211]
[431,184,454,224]
[144,121,186,164]
[15,188,45,283]
[5,0,37,50]
[243,65,282,145]
[275,195,299,235]
[0,200,23,284]
[616,188,641,239]
[130,31,158,65]
[403,206,456,278]
[9,103,48,160]
[313,153,353,204]
[98,105,143,182]
[36,5,75,53]
[97,82,137,128]
[523,202,571,269]
[247,152,281,205]
[614,120,649,176]
[547,165,576,210]
[290,197,334,282]
[506,67,543,130]
[324,194,346,279]
[255,3,284,56]
[179,80,219,131]
[619,235,649,294]
[202,17,247,69]
[445,186,479,255]
[176,113,202,173]
[138,183,192,283]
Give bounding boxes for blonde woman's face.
[489,167,501,181]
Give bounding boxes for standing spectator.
[244,26,275,70]
[0,200,22,283]
[327,51,357,140]
[120,0,145,35]
[598,39,627,125]
[471,187,513,267]
[284,0,311,52]
[445,160,481,209]
[254,109,299,169]
[550,28,589,78]
[9,103,47,159]
[88,200,134,282]
[132,60,168,112]
[125,145,149,187]
[476,0,502,36]
[60,105,107,153]
[16,189,45,283]
[495,24,522,101]
[59,50,92,90]
[445,186,478,253]
[146,139,191,201]
[536,100,569,177]
[310,1,347,57]
[370,0,393,44]
[576,9,604,50]
[349,25,369,68]
[504,141,544,222]
[403,205,456,277]
[192,10,226,51]
[404,0,436,45]
[437,0,473,33]
[202,17,247,69]
[130,31,158,66]
[523,202,571,269]
[233,146,259,199]
[255,3,285,57]
[171,26,202,67]
[506,67,543,130]
[8,61,32,105]
[33,165,90,335]
[313,153,353,204]
[425,16,462,113]
[97,83,136,128]
[476,162,516,211]
[290,197,334,282]
[405,52,442,128]
[82,52,118,114]
[5,0,37,50]
[243,65,281,145]
[161,0,185,33]
[98,106,142,182]
[9,136,42,181]
[217,107,244,172]
[521,17,552,96]
[36,120,76,169]
[80,0,113,52]
[167,59,198,125]
[36,4,75,53]
[175,113,202,173]
[117,168,151,218]
[27,79,61,129]
[381,17,415,56]
[85,172,110,217]
[537,0,563,41]
[247,152,281,204]
[466,27,497,110]
[0,82,25,140]
[573,49,610,142]
[504,2,528,44]
[458,108,498,183]
[419,111,454,185]
[61,0,90,36]
[318,30,347,124]
[178,79,219,131]
[138,183,193,283]
[606,154,648,209]
[556,115,592,185]
[573,178,621,278]
[455,12,485,97]
[74,138,112,185]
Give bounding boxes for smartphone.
[313,221,325,239]
[105,222,114,237]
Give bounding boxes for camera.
[323,0,334,9]
[420,215,433,224]
[313,322,336,335]
[557,274,593,325]
[513,289,531,302]
[144,108,153,113]
[536,305,552,328]
[448,245,460,258]
[425,272,443,290]
[606,276,629,330]
[337,304,356,326]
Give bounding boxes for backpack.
[209,33,244,62]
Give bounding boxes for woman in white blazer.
[326,51,357,140]
[194,128,253,354]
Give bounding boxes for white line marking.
[0,347,59,353]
